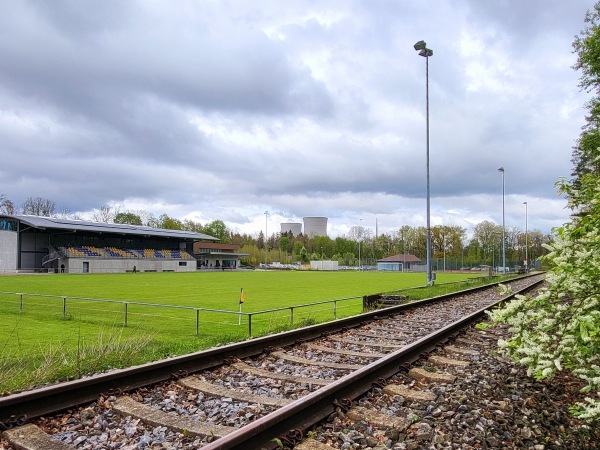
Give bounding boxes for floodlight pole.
[523,201,528,271]
[358,218,362,271]
[414,40,434,286]
[498,167,506,274]
[264,211,269,266]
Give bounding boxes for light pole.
[523,201,528,271]
[264,211,269,267]
[498,167,506,274]
[443,235,446,272]
[358,218,362,271]
[414,40,434,286]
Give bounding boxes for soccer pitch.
[0,270,478,392]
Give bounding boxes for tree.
[114,212,143,226]
[93,205,114,223]
[0,194,16,215]
[490,3,600,421]
[182,219,204,233]
[156,214,183,230]
[21,197,56,216]
[472,220,502,264]
[203,220,230,242]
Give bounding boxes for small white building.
[310,260,338,271]
[376,254,422,271]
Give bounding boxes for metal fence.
[0,291,363,338]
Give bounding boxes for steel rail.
[0,274,541,425]
[201,278,544,450]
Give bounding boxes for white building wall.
[310,260,339,271]
[62,258,197,274]
[0,230,18,272]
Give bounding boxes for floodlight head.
[414,40,426,51]
[498,167,504,172]
[419,48,433,57]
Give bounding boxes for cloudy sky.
[0,0,594,239]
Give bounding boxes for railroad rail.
[1,274,544,449]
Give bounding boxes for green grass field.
[0,270,482,393]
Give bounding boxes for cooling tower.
[281,222,302,236]
[303,217,328,237]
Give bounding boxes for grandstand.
[0,215,218,274]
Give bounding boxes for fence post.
[124,302,128,326]
[19,294,23,313]
[62,297,67,319]
[290,307,294,327]
[196,310,199,336]
[333,300,337,320]
[248,314,252,338]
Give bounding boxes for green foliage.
[157,213,183,230]
[489,5,600,421]
[203,220,230,242]
[0,328,153,393]
[114,212,143,226]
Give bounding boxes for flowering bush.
[489,2,600,422]
[489,169,600,421]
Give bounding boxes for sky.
[0,0,595,240]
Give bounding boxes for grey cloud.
[0,0,591,236]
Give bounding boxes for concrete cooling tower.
[281,222,302,236]
[303,217,328,237]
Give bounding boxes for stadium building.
[0,215,221,274]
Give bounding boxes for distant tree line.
[0,195,552,268]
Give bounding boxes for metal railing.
[0,291,363,338]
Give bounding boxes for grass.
[0,270,484,393]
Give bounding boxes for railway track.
[1,275,544,450]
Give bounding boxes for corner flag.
[238,287,245,326]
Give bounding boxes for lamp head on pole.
[414,40,433,57]
[414,40,426,50]
[498,167,504,173]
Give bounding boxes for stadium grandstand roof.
[4,215,218,241]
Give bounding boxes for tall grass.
[0,327,154,394]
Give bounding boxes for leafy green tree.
[203,220,230,242]
[279,236,289,252]
[156,214,183,230]
[292,240,306,261]
[182,219,204,233]
[114,212,143,226]
[491,3,600,421]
